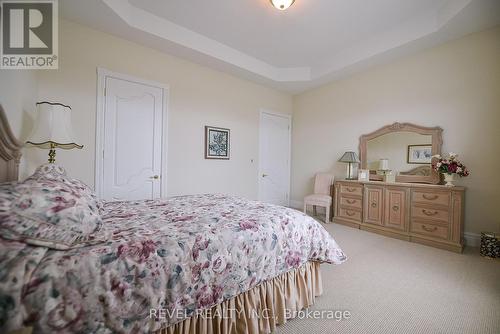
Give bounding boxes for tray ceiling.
[60,0,500,93]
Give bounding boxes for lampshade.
[270,0,295,11]
[379,159,389,170]
[26,102,83,150]
[339,151,360,163]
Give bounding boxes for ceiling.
[60,0,500,93]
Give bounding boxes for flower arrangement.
[432,153,470,177]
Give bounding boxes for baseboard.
[289,200,303,210]
[464,232,481,247]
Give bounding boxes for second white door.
[101,75,165,201]
[259,111,291,206]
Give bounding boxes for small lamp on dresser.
[378,158,395,182]
[339,151,360,180]
[26,102,83,163]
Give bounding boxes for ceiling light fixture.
[270,0,295,11]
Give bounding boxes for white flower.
[436,162,442,167]
[456,167,462,173]
[432,154,441,158]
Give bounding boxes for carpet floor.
[278,223,500,334]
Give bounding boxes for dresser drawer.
[338,207,362,222]
[339,196,362,209]
[412,190,450,207]
[412,205,450,224]
[411,221,449,240]
[339,183,363,196]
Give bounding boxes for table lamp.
[339,151,360,180]
[26,102,83,163]
[378,158,395,182]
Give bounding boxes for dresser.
[333,180,465,253]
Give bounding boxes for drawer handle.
[346,199,357,204]
[422,194,439,201]
[422,225,438,232]
[392,205,399,211]
[371,202,377,208]
[345,210,356,217]
[346,187,357,192]
[422,209,438,216]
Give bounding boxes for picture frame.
[407,144,432,164]
[358,169,370,181]
[205,126,230,160]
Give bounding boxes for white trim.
[464,232,481,247]
[95,67,169,199]
[258,109,292,207]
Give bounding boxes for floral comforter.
[0,194,346,333]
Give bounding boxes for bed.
[0,105,346,334]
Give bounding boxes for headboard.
[0,104,22,182]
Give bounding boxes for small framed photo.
[407,145,432,164]
[358,169,370,181]
[205,126,230,159]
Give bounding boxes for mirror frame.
[359,122,443,184]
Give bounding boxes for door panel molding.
[95,67,169,199]
[258,109,292,206]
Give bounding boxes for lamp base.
[48,147,56,163]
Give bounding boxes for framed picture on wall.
[205,126,230,159]
[407,144,432,164]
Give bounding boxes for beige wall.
[1,19,292,199]
[291,26,500,235]
[0,71,38,137]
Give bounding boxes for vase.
[443,173,455,187]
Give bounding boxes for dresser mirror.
[359,123,443,184]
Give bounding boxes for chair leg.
[303,203,307,214]
[313,205,317,216]
[325,206,330,223]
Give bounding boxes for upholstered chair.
[304,173,334,223]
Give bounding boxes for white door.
[259,111,291,206]
[101,76,164,200]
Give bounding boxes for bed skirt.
[157,261,322,334]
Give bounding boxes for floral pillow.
[0,164,104,250]
[26,164,103,212]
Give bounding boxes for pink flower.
[285,251,302,267]
[191,261,210,283]
[213,257,222,271]
[51,196,76,213]
[239,220,259,231]
[117,239,157,262]
[192,235,209,260]
[195,285,223,308]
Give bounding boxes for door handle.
[150,175,160,180]
[262,174,268,177]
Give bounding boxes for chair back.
[313,173,334,195]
